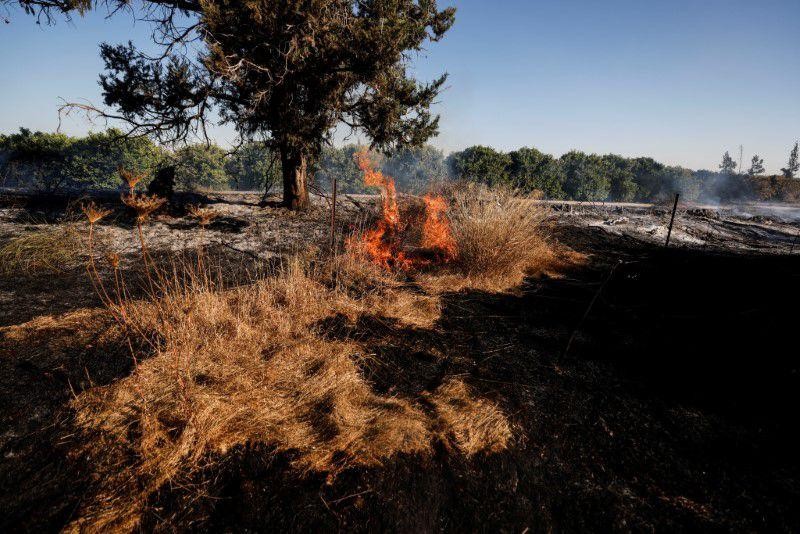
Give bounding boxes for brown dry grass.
[0,308,116,360]
[67,253,511,531]
[0,225,85,277]
[1,184,581,531]
[449,183,550,282]
[427,378,512,456]
[414,183,570,292]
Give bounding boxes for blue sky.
[1,0,798,173]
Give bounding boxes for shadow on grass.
[158,245,800,532]
[2,237,800,532]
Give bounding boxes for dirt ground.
[1,191,799,532]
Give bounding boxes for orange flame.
[349,149,456,270]
[421,193,457,261]
[356,150,401,229]
[351,149,410,269]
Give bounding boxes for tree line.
[7,1,795,209]
[0,128,447,196]
[0,128,279,193]
[2,128,798,203]
[447,143,800,203]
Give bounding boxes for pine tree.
[719,151,737,175]
[7,0,455,210]
[748,155,765,176]
[781,142,799,179]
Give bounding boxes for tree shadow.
[4,224,800,532]
[163,215,251,233]
[269,243,800,532]
[0,310,135,531]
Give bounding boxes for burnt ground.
[1,192,800,532]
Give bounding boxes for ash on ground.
[548,200,800,253]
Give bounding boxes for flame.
[350,149,411,269]
[355,150,401,229]
[349,149,456,270]
[421,193,457,261]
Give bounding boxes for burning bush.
[347,150,555,290]
[347,150,458,270]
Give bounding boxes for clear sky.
[1,0,798,173]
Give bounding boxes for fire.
[356,150,400,229]
[349,149,457,270]
[421,193,457,261]
[350,149,410,269]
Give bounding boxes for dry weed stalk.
[105,252,120,269]
[121,193,166,225]
[119,167,147,194]
[121,193,166,286]
[103,251,132,322]
[187,205,219,268]
[187,204,219,228]
[81,201,112,225]
[81,201,139,324]
[81,193,166,323]
[82,201,115,308]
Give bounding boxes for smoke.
[693,171,752,206]
[730,203,800,223]
[651,166,800,212]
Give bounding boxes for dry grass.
[449,183,549,281]
[326,251,442,328]
[427,378,512,456]
[1,184,581,530]
[0,308,116,359]
[414,183,558,291]
[67,253,510,531]
[0,225,85,276]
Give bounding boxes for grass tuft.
[67,253,509,531]
[0,225,84,276]
[449,183,550,283]
[413,183,559,292]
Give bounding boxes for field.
[1,190,799,531]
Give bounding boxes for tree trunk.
[281,146,310,211]
[147,165,175,203]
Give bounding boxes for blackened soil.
[148,228,800,532]
[3,224,800,532]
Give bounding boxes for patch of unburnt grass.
[0,224,85,277]
[66,252,512,531]
[436,183,559,291]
